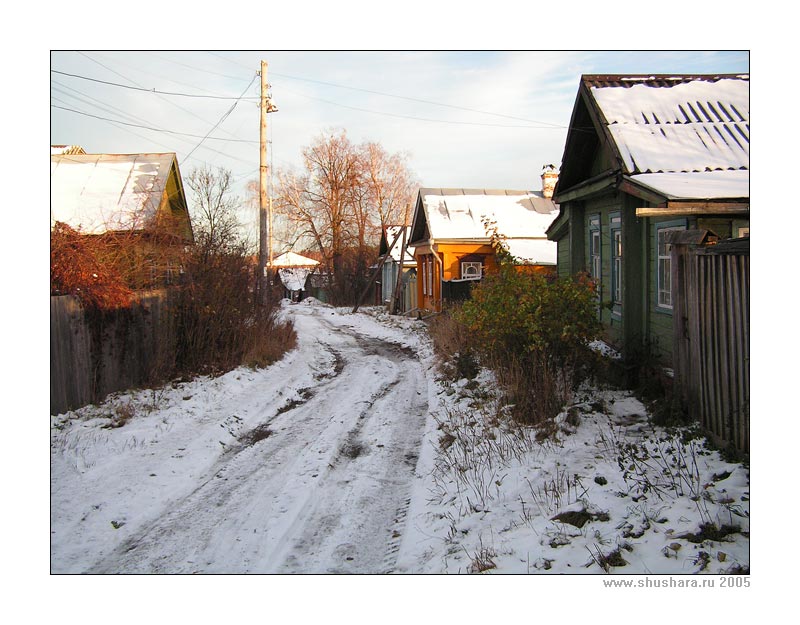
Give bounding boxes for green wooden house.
[546,74,749,370]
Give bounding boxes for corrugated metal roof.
[51,153,179,234]
[585,74,749,175]
[582,74,749,89]
[628,170,749,200]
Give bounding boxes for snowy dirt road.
[51,302,433,574]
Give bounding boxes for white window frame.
[589,216,601,282]
[610,215,622,308]
[656,225,685,310]
[591,230,601,280]
[426,256,434,296]
[461,261,482,280]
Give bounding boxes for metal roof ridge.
[420,187,537,195]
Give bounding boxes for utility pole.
[258,60,278,302]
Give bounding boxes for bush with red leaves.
[50,222,134,311]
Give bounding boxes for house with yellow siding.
[406,176,559,312]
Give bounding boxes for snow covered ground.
[51,299,432,574]
[51,298,749,579]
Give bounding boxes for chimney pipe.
[541,164,559,199]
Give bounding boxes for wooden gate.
[672,233,749,453]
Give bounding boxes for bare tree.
[274,129,417,304]
[187,166,243,255]
[359,141,417,229]
[274,130,359,301]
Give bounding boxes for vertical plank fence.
[672,234,749,453]
[50,289,177,415]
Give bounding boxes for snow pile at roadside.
[397,370,750,574]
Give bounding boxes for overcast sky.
[50,50,749,203]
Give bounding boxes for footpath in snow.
[50,299,749,574]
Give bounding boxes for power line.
[51,69,255,100]
[51,104,257,144]
[77,52,250,144]
[152,52,254,83]
[181,73,258,165]
[207,52,564,127]
[282,85,560,129]
[54,60,565,130]
[51,76,262,170]
[271,70,565,128]
[52,79,185,134]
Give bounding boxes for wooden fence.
[50,289,177,415]
[672,234,749,453]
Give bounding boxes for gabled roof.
[51,152,189,235]
[270,251,320,268]
[277,267,314,291]
[557,74,749,202]
[380,225,415,265]
[408,188,559,264]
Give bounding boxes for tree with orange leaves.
[50,222,134,311]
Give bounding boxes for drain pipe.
[430,238,444,311]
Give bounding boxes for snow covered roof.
[413,188,558,239]
[278,267,312,291]
[505,239,556,265]
[270,251,320,268]
[409,188,558,265]
[588,75,749,175]
[51,153,183,234]
[628,170,749,200]
[51,145,86,155]
[382,226,415,265]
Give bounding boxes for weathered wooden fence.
[50,289,177,415]
[672,233,749,453]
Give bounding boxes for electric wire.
[280,84,561,129]
[205,51,565,127]
[52,69,251,100]
[63,52,261,167]
[55,54,568,130]
[51,104,257,144]
[181,73,258,165]
[77,52,250,143]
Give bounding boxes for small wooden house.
[50,151,194,289]
[407,185,559,312]
[546,74,749,369]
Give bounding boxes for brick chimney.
[541,164,559,199]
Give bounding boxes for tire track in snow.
[86,306,430,574]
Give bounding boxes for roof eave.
[636,201,750,217]
[553,169,618,203]
[545,209,569,241]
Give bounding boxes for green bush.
[454,256,600,424]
